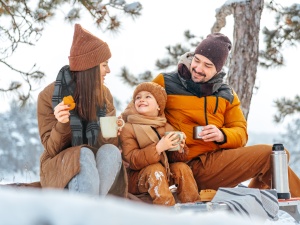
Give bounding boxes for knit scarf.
[127,114,166,148]
[177,52,227,98]
[127,114,171,181]
[52,65,106,147]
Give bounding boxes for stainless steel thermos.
[271,143,291,199]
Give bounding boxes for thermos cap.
[272,143,284,151]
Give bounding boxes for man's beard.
[192,68,206,78]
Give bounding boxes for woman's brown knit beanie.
[68,24,111,71]
[194,33,231,72]
[133,82,167,115]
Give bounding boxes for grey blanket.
[211,187,279,221]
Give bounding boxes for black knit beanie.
[194,33,232,72]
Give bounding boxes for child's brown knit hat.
[194,33,231,72]
[133,82,167,115]
[69,24,111,71]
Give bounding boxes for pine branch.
[0,0,142,107]
[273,95,300,123]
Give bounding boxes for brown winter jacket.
[120,120,189,193]
[37,82,127,197]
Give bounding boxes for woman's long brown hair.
[71,65,104,121]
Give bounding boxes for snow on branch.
[211,0,250,33]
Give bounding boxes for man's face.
[189,54,217,83]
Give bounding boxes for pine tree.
[0,101,43,179]
[267,3,300,165]
[260,2,300,68]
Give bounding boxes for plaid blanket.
[211,187,279,221]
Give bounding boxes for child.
[120,82,200,206]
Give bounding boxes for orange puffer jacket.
[152,72,248,161]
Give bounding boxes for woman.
[37,24,127,197]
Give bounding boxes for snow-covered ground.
[0,171,39,185]
[0,186,296,225]
[0,174,298,225]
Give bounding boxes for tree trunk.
[212,0,264,119]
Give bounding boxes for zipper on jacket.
[213,96,219,114]
[204,97,208,125]
[204,96,218,125]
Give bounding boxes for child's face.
[134,91,160,117]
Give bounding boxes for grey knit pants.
[68,144,122,196]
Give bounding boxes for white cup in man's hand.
[100,116,125,138]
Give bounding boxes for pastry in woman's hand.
[63,95,76,110]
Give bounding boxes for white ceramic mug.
[164,131,184,151]
[100,116,125,138]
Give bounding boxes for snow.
[11,131,26,146]
[0,170,299,224]
[0,186,295,225]
[124,2,142,13]
[224,0,248,6]
[291,15,300,23]
[34,8,48,20]
[0,0,299,224]
[0,172,39,185]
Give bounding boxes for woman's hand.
[178,132,186,153]
[156,132,180,155]
[117,115,125,136]
[54,101,70,123]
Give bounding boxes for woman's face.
[100,60,110,82]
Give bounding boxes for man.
[151,33,300,197]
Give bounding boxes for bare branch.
[211,2,233,33]
[0,0,142,107]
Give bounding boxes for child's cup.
[100,116,125,138]
[164,131,184,151]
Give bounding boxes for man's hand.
[200,125,224,143]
